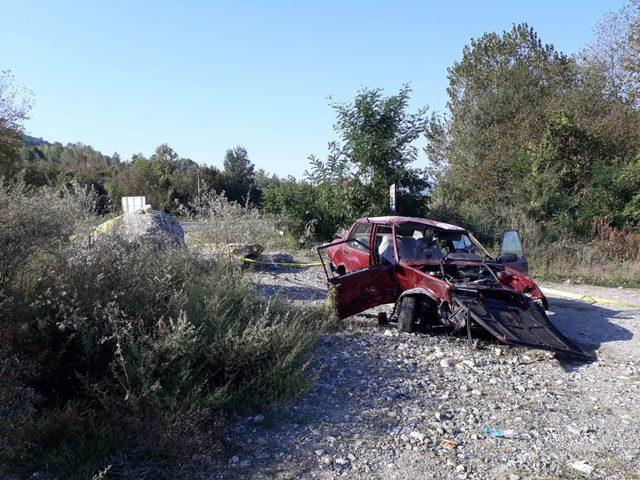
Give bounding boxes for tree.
[429,24,573,209]
[222,146,255,203]
[315,85,429,216]
[582,0,640,105]
[0,71,32,174]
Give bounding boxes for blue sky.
[0,0,626,177]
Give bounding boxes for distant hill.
[22,134,52,146]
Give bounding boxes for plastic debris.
[483,427,518,438]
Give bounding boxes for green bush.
[263,181,354,242]
[0,185,337,478]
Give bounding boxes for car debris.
[317,216,588,360]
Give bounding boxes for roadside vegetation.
[0,182,336,478]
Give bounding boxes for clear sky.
[0,0,627,177]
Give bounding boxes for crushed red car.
[317,216,588,360]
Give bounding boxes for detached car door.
[497,229,529,274]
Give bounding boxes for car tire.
[398,296,416,333]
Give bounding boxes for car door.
[318,239,400,318]
[343,222,373,272]
[497,229,529,274]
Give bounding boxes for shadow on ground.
[546,297,634,352]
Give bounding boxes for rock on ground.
[99,210,185,247]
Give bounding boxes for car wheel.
[398,296,416,333]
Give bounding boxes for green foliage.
[222,145,257,203]
[267,86,430,242]
[429,18,640,243]
[263,179,353,242]
[431,23,573,208]
[323,85,429,215]
[0,186,336,478]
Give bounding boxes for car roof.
[359,216,467,232]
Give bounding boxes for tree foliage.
[428,16,640,240]
[0,71,32,173]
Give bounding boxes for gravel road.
[204,258,640,480]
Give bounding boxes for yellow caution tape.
[541,287,640,310]
[195,241,322,267]
[70,214,125,240]
[231,255,322,267]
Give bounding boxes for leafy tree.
[323,85,429,216]
[0,71,32,175]
[222,146,255,203]
[429,24,573,208]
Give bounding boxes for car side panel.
[394,263,452,302]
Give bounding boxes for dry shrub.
[592,216,640,261]
[180,189,295,250]
[0,179,97,288]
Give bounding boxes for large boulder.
[94,210,186,247]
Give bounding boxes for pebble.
[440,358,451,368]
[570,460,594,474]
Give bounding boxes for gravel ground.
[202,256,640,480]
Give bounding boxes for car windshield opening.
[394,223,483,261]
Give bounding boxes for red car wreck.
[317,216,588,360]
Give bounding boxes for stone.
[440,359,451,368]
[570,461,594,475]
[96,210,186,247]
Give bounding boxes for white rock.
[571,461,594,474]
[440,359,451,368]
[409,431,425,442]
